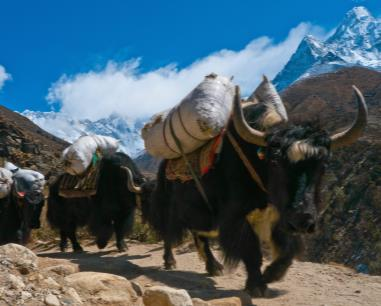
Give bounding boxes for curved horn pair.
[233,84,368,149]
[122,166,143,194]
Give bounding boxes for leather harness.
[167,109,268,211]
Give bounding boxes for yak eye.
[257,148,266,160]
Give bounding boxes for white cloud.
[0,65,11,90]
[47,22,326,121]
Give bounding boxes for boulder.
[45,293,60,306]
[192,297,242,306]
[62,287,83,305]
[8,274,25,290]
[0,243,38,273]
[143,286,193,306]
[65,271,139,306]
[192,298,211,306]
[209,297,242,306]
[43,264,78,276]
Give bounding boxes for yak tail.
[142,160,169,234]
[143,160,184,244]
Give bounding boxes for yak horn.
[330,86,368,150]
[122,166,143,194]
[232,86,267,146]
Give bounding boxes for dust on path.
[33,240,381,306]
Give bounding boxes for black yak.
[47,152,153,252]
[0,165,45,245]
[143,79,367,297]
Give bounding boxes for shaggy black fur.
[0,195,19,244]
[144,103,332,297]
[0,187,44,245]
[47,152,152,252]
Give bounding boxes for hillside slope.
[282,67,381,274]
[0,105,68,177]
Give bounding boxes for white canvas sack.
[142,73,234,159]
[0,168,13,199]
[63,135,119,175]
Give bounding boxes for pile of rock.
[0,244,243,306]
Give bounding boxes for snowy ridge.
[21,110,145,157]
[274,6,381,91]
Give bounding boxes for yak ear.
[246,75,288,129]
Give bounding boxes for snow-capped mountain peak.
[345,6,373,21]
[300,35,328,58]
[21,110,145,157]
[274,6,381,91]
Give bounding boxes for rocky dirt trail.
[27,239,381,306]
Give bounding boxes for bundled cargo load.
[142,73,235,159]
[0,168,13,199]
[62,135,119,176]
[4,162,46,204]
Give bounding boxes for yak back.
[47,174,92,229]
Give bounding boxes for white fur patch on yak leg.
[246,204,280,261]
[195,230,219,239]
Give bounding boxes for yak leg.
[59,230,69,252]
[67,222,83,252]
[19,226,31,245]
[193,233,223,276]
[240,223,267,297]
[163,239,176,270]
[262,226,303,283]
[220,215,267,297]
[95,220,113,249]
[114,217,128,252]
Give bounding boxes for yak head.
[123,166,156,220]
[233,77,368,234]
[12,170,46,236]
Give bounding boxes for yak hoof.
[164,261,177,270]
[117,244,127,252]
[207,261,224,276]
[262,262,291,284]
[245,284,269,298]
[96,239,108,249]
[73,245,84,253]
[60,244,68,253]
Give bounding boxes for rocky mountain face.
[273,6,381,91]
[0,105,68,178]
[281,67,381,274]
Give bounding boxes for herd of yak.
[0,78,368,297]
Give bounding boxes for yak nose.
[288,213,316,234]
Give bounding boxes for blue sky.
[0,0,380,117]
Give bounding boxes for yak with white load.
[0,162,45,245]
[48,135,154,252]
